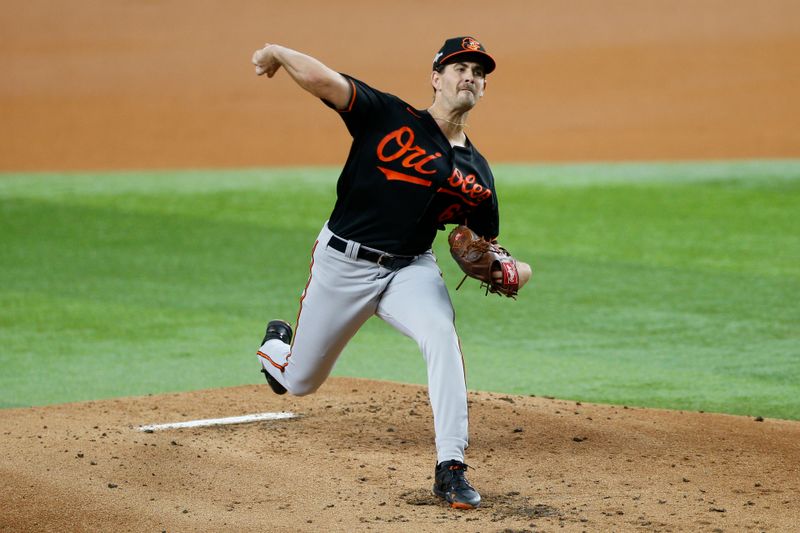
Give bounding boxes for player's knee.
[418,318,458,346]
[286,380,321,397]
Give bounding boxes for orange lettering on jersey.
[438,187,479,207]
[402,151,443,174]
[377,126,442,175]
[446,168,492,203]
[438,203,463,223]
[377,166,433,187]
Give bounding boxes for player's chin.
[456,92,479,109]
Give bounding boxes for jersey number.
[437,203,463,223]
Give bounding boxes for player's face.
[433,61,486,111]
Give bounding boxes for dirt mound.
[2,377,797,531]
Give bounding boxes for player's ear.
[480,78,487,97]
[431,70,441,92]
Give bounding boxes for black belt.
[327,235,416,271]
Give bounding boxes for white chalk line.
[138,411,298,432]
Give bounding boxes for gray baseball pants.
[257,223,469,463]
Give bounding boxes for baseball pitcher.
[251,36,532,509]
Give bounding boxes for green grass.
[1,161,798,420]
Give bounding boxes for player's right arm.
[252,44,352,110]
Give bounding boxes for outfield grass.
[1,161,798,419]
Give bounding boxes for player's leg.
[257,225,383,395]
[375,252,469,464]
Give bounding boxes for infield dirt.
[2,1,799,531]
[2,379,799,532]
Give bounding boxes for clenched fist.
[252,44,283,77]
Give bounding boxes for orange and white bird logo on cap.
[462,37,482,51]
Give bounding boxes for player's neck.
[427,105,469,147]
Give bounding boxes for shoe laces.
[441,461,475,490]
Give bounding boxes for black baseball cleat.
[432,460,481,509]
[262,319,292,345]
[259,320,292,395]
[260,367,287,395]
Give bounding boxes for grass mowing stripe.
[497,159,800,186]
[1,161,798,418]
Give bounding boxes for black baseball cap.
[432,36,496,74]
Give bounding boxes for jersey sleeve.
[465,191,499,241]
[321,74,394,137]
[464,167,500,240]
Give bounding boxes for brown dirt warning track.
[2,0,799,171]
[1,1,800,531]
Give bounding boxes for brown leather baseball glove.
[448,225,520,298]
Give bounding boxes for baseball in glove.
[448,225,520,298]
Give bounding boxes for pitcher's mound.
[1,377,797,532]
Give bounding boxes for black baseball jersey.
[324,75,499,256]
